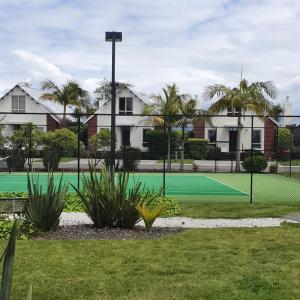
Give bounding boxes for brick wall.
[47,114,59,132]
[264,118,276,157]
[193,119,205,138]
[87,115,97,141]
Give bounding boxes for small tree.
[277,128,293,160]
[88,128,111,167]
[41,128,78,170]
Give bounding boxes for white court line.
[205,175,250,196]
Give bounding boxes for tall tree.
[268,104,284,122]
[94,79,133,108]
[144,84,181,172]
[176,94,198,171]
[204,79,276,171]
[40,80,90,122]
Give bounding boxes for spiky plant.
[0,219,21,300]
[26,172,67,231]
[136,204,166,231]
[73,165,152,229]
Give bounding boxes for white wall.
[0,86,48,135]
[95,88,151,150]
[205,111,266,152]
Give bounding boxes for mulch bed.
[31,225,184,240]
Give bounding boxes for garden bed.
[31,225,184,240]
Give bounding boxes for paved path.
[60,212,299,228]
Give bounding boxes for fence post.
[77,115,81,190]
[214,127,217,173]
[276,125,279,173]
[289,133,292,177]
[163,115,166,196]
[250,116,254,204]
[28,123,32,171]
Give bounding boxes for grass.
[280,160,300,166]
[180,203,300,218]
[33,157,76,163]
[1,225,300,299]
[157,159,194,164]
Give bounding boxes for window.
[143,129,151,147]
[119,97,133,115]
[12,96,25,112]
[208,129,216,144]
[252,129,261,149]
[227,107,239,117]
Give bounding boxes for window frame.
[119,97,133,115]
[208,129,217,145]
[12,95,26,113]
[142,129,151,147]
[252,129,261,149]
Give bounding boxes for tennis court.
[0,172,247,196]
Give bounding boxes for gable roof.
[287,117,300,126]
[83,86,150,123]
[0,84,74,122]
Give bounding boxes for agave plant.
[0,219,21,300]
[26,172,67,232]
[136,204,166,231]
[73,165,151,229]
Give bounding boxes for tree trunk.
[235,116,241,172]
[61,104,67,127]
[167,126,171,172]
[180,125,185,171]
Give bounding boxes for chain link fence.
[0,112,299,203]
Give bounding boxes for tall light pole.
[105,31,122,181]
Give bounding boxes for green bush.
[277,128,293,160]
[25,172,67,231]
[120,146,141,171]
[7,149,26,171]
[242,155,268,173]
[186,138,209,159]
[42,148,61,171]
[146,130,178,159]
[73,166,153,229]
[147,195,182,217]
[0,216,36,240]
[64,193,84,212]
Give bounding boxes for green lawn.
[2,225,300,299]
[34,157,76,163]
[280,160,300,166]
[157,159,194,164]
[180,203,300,218]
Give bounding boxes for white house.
[0,83,62,137]
[194,108,279,156]
[84,86,151,150]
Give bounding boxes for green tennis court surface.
[0,173,247,196]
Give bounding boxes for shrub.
[186,138,209,159]
[147,195,182,217]
[42,148,61,171]
[25,172,67,231]
[277,128,293,152]
[73,165,152,229]
[120,146,141,171]
[243,149,265,159]
[64,193,84,212]
[242,155,268,173]
[206,146,222,160]
[146,130,178,159]
[7,149,26,171]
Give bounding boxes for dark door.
[229,130,237,152]
[121,126,131,146]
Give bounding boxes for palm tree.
[204,79,276,171]
[268,104,284,122]
[40,80,89,122]
[176,94,197,171]
[144,84,180,172]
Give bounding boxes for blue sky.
[1,0,300,113]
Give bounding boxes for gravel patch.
[32,225,183,240]
[60,212,299,229]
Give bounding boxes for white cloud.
[0,0,300,113]
[12,50,72,84]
